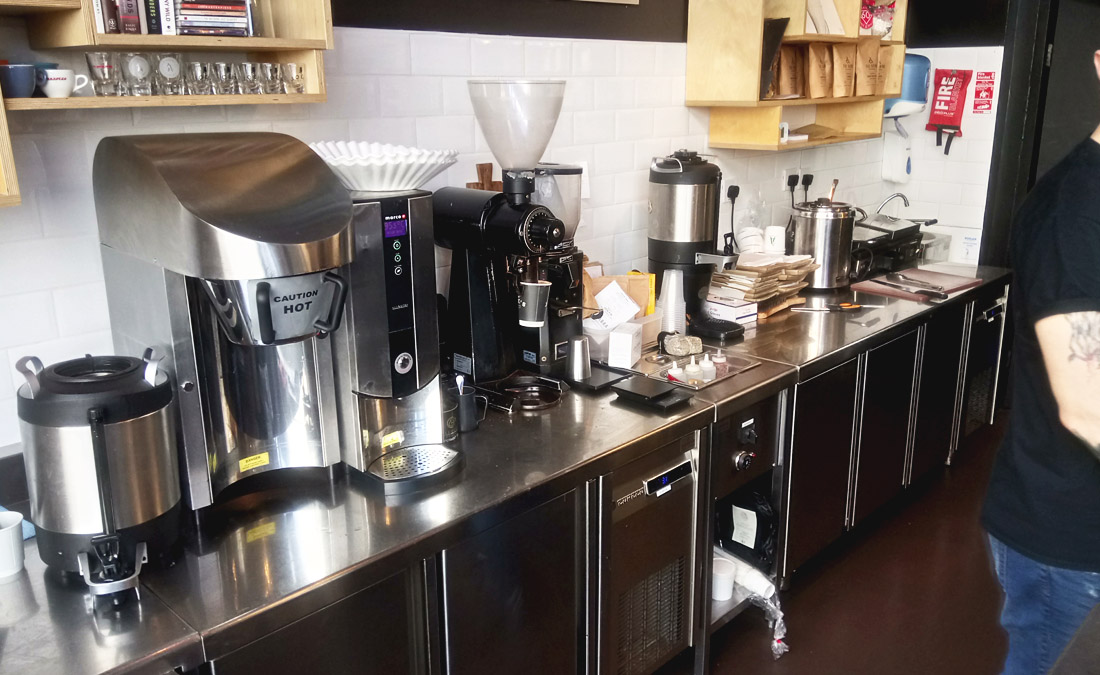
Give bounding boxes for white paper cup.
[0,512,25,583]
[763,225,788,254]
[712,556,737,601]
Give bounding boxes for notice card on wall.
[973,71,996,114]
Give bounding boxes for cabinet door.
[442,492,580,675]
[784,358,860,576]
[963,283,1010,439]
[912,304,968,482]
[852,331,919,526]
[210,567,423,675]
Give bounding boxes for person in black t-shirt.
[982,49,1100,675]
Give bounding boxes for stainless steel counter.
[726,264,1011,380]
[0,546,203,675]
[0,263,1008,673]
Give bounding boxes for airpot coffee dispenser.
[92,133,354,511]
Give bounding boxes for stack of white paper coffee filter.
[310,141,458,191]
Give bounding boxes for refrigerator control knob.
[738,425,758,445]
[733,451,756,472]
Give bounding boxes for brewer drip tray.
[474,372,569,414]
[368,444,463,496]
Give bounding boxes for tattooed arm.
[1036,312,1100,459]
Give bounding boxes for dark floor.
[707,415,1010,674]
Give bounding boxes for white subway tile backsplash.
[572,110,615,145]
[470,37,526,77]
[442,78,476,115]
[379,76,444,117]
[349,117,418,146]
[572,40,617,77]
[0,190,43,243]
[918,180,964,206]
[617,42,656,77]
[0,352,12,401]
[652,107,689,138]
[270,119,351,145]
[634,138,672,171]
[38,186,96,238]
[614,171,648,203]
[0,237,102,297]
[614,230,647,263]
[53,283,110,337]
[416,116,476,153]
[0,404,17,448]
[313,75,380,119]
[549,112,574,148]
[228,103,311,123]
[594,142,635,175]
[561,77,595,112]
[411,33,471,76]
[939,204,987,229]
[585,174,616,208]
[594,78,637,110]
[614,109,654,141]
[525,39,572,77]
[654,43,687,77]
[338,28,411,75]
[0,292,57,350]
[589,204,630,238]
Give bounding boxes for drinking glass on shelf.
[85,52,123,96]
[210,62,237,96]
[185,61,213,95]
[281,62,305,94]
[120,52,153,96]
[258,62,282,95]
[153,53,185,95]
[236,62,262,95]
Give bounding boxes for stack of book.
[177,0,250,36]
[92,0,254,36]
[706,253,820,319]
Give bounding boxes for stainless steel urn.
[16,349,181,596]
[786,199,865,290]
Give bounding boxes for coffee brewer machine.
[435,80,583,382]
[331,190,462,493]
[93,133,354,511]
[647,150,735,314]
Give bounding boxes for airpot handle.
[15,356,44,398]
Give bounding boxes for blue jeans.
[989,535,1100,675]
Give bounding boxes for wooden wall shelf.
[0,0,333,208]
[5,93,326,110]
[0,0,80,15]
[687,0,910,151]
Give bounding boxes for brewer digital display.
[385,218,408,238]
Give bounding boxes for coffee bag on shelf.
[778,45,805,98]
[807,43,833,99]
[855,37,880,96]
[832,43,856,98]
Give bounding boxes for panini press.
[850,214,935,282]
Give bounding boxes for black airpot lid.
[649,149,721,186]
[17,354,172,427]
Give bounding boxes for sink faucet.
[877,193,910,213]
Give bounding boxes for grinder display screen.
[384,218,408,238]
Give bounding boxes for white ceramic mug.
[37,69,89,98]
[0,511,25,583]
[764,225,788,254]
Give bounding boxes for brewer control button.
[394,253,402,263]
[393,241,401,250]
[394,352,414,374]
[394,266,404,275]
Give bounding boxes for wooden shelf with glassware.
[686,0,909,150]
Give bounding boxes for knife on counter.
[870,277,949,300]
[886,272,946,292]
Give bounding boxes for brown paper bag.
[832,43,856,98]
[855,37,880,96]
[778,45,804,98]
[585,274,651,320]
[876,45,894,95]
[807,43,833,99]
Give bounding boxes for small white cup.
[712,556,737,601]
[763,225,788,254]
[37,69,89,98]
[0,511,26,583]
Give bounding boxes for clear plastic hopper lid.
[468,80,565,171]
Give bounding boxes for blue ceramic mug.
[0,64,36,98]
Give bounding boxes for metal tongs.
[887,272,945,293]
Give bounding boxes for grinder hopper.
[467,80,565,172]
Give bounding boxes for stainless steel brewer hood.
[92,132,354,281]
